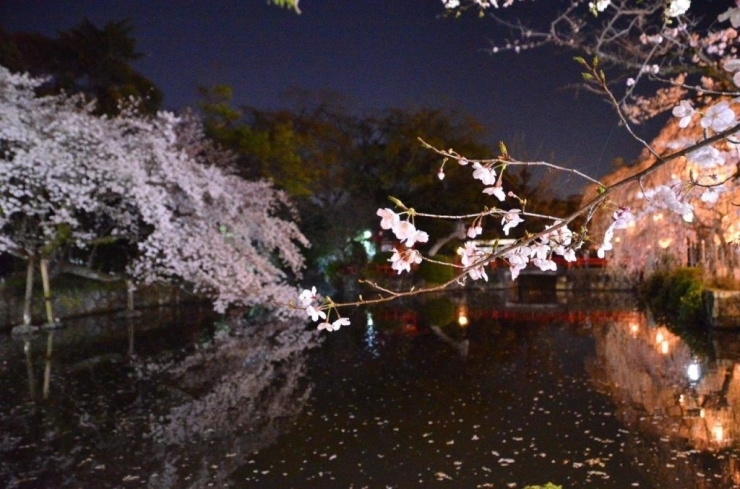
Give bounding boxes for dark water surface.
[2,292,740,488]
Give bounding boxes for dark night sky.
[0,0,651,195]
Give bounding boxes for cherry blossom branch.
[575,56,661,158]
[297,115,740,325]
[296,1,740,331]
[418,138,606,187]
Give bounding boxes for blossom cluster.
[298,286,350,331]
[503,221,580,279]
[589,0,690,17]
[377,208,429,273]
[597,208,634,259]
[445,0,693,19]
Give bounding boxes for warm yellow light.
[656,331,664,343]
[713,424,725,443]
[658,237,673,249]
[630,323,639,335]
[653,213,664,222]
[660,340,670,354]
[458,314,469,327]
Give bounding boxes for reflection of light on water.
[713,423,725,443]
[687,362,701,383]
[653,328,670,354]
[365,311,380,358]
[629,323,639,337]
[708,409,733,447]
[457,305,469,327]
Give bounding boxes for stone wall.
[705,288,740,329]
[0,276,200,331]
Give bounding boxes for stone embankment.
[705,289,740,328]
[0,276,199,331]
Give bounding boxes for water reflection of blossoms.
[141,319,320,487]
[591,313,740,451]
[3,314,319,488]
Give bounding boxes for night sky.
[0,0,652,195]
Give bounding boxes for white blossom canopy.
[0,66,309,315]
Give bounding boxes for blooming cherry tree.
[111,108,309,314]
[1,66,309,320]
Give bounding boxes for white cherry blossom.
[672,100,696,128]
[701,101,736,132]
[305,305,326,322]
[483,184,506,201]
[589,0,611,13]
[392,220,429,248]
[472,162,497,186]
[501,209,523,235]
[377,208,400,230]
[665,0,690,18]
[718,6,740,27]
[687,145,724,168]
[389,248,422,274]
[331,317,351,331]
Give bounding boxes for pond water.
[2,290,740,488]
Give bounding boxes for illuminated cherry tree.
[0,66,309,318]
[585,99,740,279]
[109,107,309,314]
[299,0,740,330]
[0,67,147,324]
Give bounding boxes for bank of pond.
[2,290,740,488]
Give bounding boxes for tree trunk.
[127,279,135,312]
[22,255,35,326]
[39,258,55,326]
[42,332,54,400]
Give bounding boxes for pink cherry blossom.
[389,248,422,274]
[701,101,736,132]
[392,220,429,247]
[467,225,483,238]
[472,162,497,186]
[305,305,326,322]
[483,185,506,201]
[331,317,351,331]
[501,209,524,236]
[377,208,400,230]
[672,100,695,129]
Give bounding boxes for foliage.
[268,0,300,14]
[418,255,458,285]
[199,88,505,279]
[709,274,740,290]
[640,267,708,327]
[418,295,457,327]
[0,19,162,115]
